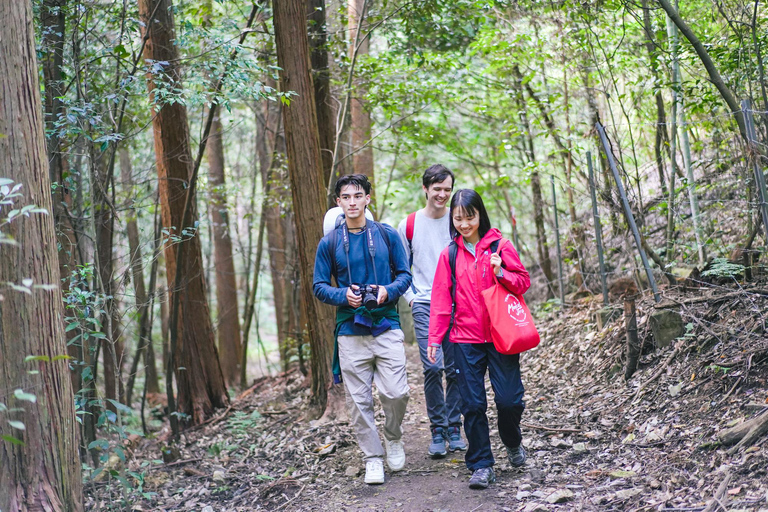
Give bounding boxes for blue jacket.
[313,221,412,336]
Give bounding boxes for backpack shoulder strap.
[329,229,339,280]
[448,240,458,331]
[374,221,396,280]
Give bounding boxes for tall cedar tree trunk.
[273,0,335,414]
[348,0,375,200]
[120,148,160,396]
[40,0,97,456]
[207,113,242,386]
[308,0,335,187]
[138,0,228,424]
[0,1,83,509]
[93,152,125,407]
[256,96,291,369]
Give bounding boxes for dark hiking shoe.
[446,426,467,451]
[507,444,527,467]
[428,427,447,458]
[468,467,495,489]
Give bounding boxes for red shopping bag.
[481,275,540,355]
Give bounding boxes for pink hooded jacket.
[428,228,530,346]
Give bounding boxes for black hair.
[422,164,455,190]
[449,189,492,240]
[335,173,371,197]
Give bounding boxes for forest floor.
[86,280,768,512]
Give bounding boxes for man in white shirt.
[398,164,466,458]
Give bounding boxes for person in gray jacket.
[398,164,466,457]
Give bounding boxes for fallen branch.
[726,410,768,454]
[701,471,731,512]
[719,409,768,446]
[521,422,582,434]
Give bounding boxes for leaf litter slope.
[86,283,768,511]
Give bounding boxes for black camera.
[353,284,379,310]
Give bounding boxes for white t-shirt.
[397,209,453,304]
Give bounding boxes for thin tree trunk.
[642,0,670,196]
[93,151,125,408]
[208,112,243,387]
[0,2,83,508]
[582,68,618,229]
[121,148,160,402]
[256,90,291,368]
[667,10,707,266]
[512,74,554,293]
[657,0,747,138]
[273,0,336,415]
[348,0,375,200]
[138,0,228,425]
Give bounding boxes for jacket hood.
[456,228,503,252]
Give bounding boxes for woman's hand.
[427,345,438,364]
[490,249,502,276]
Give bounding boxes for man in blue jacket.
[313,174,412,485]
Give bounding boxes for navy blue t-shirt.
[313,222,412,335]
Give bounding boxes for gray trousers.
[338,328,410,462]
[412,302,463,430]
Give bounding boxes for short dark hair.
[422,164,455,190]
[449,189,492,240]
[335,173,371,197]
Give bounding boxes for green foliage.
[702,258,745,279]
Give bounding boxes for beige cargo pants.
[337,328,410,462]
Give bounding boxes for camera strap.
[340,219,379,286]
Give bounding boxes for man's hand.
[346,285,362,308]
[490,248,502,276]
[409,300,414,307]
[427,345,438,364]
[376,285,389,305]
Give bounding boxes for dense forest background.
[2,0,768,509]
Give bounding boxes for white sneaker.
[364,459,385,484]
[385,439,405,471]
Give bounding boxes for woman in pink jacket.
[427,189,531,489]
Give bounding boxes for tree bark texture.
[273,0,335,413]
[348,0,375,198]
[256,97,292,369]
[93,152,125,407]
[308,0,336,187]
[207,113,242,387]
[41,0,84,378]
[138,0,228,424]
[0,2,83,509]
[120,148,160,397]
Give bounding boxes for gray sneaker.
[446,426,467,451]
[507,444,527,467]
[468,467,495,489]
[428,427,447,458]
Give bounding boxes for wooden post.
[624,298,640,380]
